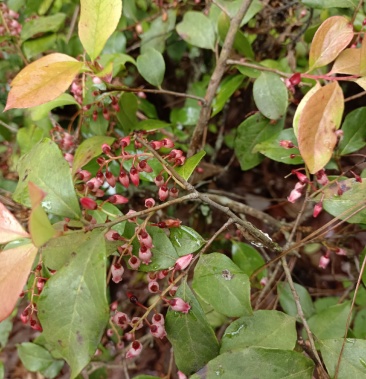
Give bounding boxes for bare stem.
[187,0,254,156]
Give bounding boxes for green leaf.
[137,48,165,87]
[221,310,297,353]
[16,125,45,155]
[231,242,266,277]
[116,92,139,133]
[18,342,62,372]
[165,280,219,375]
[255,128,304,165]
[234,113,284,170]
[137,119,170,131]
[13,138,81,219]
[320,179,366,224]
[354,308,366,339]
[338,107,366,156]
[253,72,288,120]
[192,253,252,317]
[21,13,66,41]
[278,282,315,319]
[175,151,206,180]
[38,230,109,379]
[0,316,13,348]
[0,362,3,379]
[78,0,123,61]
[170,106,200,126]
[302,0,357,9]
[212,75,244,117]
[141,10,176,53]
[169,226,205,256]
[307,302,351,340]
[29,93,80,122]
[190,347,314,379]
[72,136,115,176]
[23,34,58,60]
[320,339,366,379]
[176,11,216,50]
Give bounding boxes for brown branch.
[227,59,292,78]
[187,0,254,157]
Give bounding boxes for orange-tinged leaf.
[330,48,361,75]
[0,243,38,321]
[355,76,366,90]
[360,37,366,75]
[0,202,29,243]
[28,182,57,247]
[78,0,122,61]
[298,82,344,174]
[5,53,83,110]
[309,16,353,71]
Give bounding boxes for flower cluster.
[0,4,21,39]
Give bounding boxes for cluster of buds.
[70,78,83,105]
[50,125,76,154]
[0,4,21,38]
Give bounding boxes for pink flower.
[80,197,98,210]
[335,248,347,256]
[313,202,323,218]
[178,371,188,379]
[150,323,166,339]
[319,255,330,269]
[119,170,130,188]
[105,172,116,187]
[112,312,130,328]
[287,182,306,203]
[152,313,165,326]
[170,187,179,198]
[128,256,141,270]
[138,230,153,248]
[150,140,163,150]
[126,340,143,358]
[159,185,169,201]
[148,281,160,293]
[130,167,140,186]
[145,198,155,208]
[105,230,120,241]
[315,169,329,186]
[291,170,309,184]
[86,178,103,191]
[76,170,92,182]
[131,317,143,330]
[169,297,191,313]
[174,254,193,271]
[111,263,124,283]
[154,175,165,187]
[138,160,153,173]
[279,140,295,149]
[119,136,130,148]
[139,245,152,264]
[162,138,174,148]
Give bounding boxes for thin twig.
[227,59,292,78]
[106,85,206,104]
[66,5,79,43]
[187,0,254,156]
[334,253,366,379]
[0,119,17,133]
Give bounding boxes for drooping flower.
[169,297,191,313]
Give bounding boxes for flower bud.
[169,297,191,313]
[154,174,165,187]
[119,170,130,188]
[174,254,193,271]
[162,138,174,148]
[150,323,166,339]
[150,140,163,150]
[148,281,160,293]
[126,340,142,359]
[139,245,152,264]
[130,167,140,186]
[279,140,295,149]
[128,256,141,270]
[108,195,129,204]
[138,160,153,173]
[152,313,165,326]
[291,170,309,184]
[80,197,98,210]
[169,187,179,198]
[138,230,153,248]
[119,136,131,148]
[102,143,111,155]
[159,185,169,201]
[76,170,92,182]
[313,202,323,218]
[319,255,330,269]
[287,182,305,203]
[105,171,116,187]
[145,198,155,208]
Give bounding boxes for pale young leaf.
[5,53,83,110]
[0,202,29,244]
[309,16,354,71]
[78,0,122,61]
[298,82,344,174]
[360,37,366,75]
[331,48,361,75]
[0,243,38,321]
[28,182,57,248]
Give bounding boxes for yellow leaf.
[5,53,83,110]
[298,82,344,174]
[331,48,361,75]
[360,37,366,76]
[0,243,38,321]
[0,202,29,243]
[78,0,122,61]
[309,16,354,71]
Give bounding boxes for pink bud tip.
[319,255,330,269]
[108,195,129,204]
[313,202,323,218]
[80,197,98,210]
[174,254,193,271]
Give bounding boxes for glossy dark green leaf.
[221,310,297,353]
[72,135,115,176]
[354,308,366,338]
[321,179,366,224]
[38,229,109,379]
[165,281,219,375]
[338,107,366,156]
[13,138,81,219]
[137,48,165,87]
[170,106,200,125]
[231,242,266,277]
[116,92,139,133]
[141,10,176,53]
[253,72,288,120]
[234,113,284,170]
[278,282,315,319]
[102,32,126,54]
[255,128,304,165]
[0,316,12,348]
[21,13,66,41]
[212,75,244,117]
[175,151,206,180]
[169,226,205,256]
[192,253,252,317]
[176,11,216,50]
[307,302,351,339]
[320,339,366,379]
[191,347,314,379]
